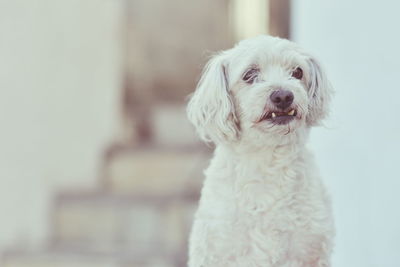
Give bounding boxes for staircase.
[1,105,209,267]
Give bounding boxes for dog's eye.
[291,67,303,80]
[243,68,259,84]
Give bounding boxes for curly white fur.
[187,35,334,267]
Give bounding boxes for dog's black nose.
[270,90,294,110]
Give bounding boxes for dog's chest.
[195,153,330,266]
[201,158,307,221]
[234,160,304,214]
[231,166,318,264]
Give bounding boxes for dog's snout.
[270,90,294,110]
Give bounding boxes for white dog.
[187,35,334,267]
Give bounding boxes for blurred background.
[0,0,399,266]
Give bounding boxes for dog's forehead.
[232,37,302,65]
[226,36,306,77]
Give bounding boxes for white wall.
[0,0,123,248]
[292,1,400,266]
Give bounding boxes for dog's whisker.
[284,125,291,135]
[266,123,276,129]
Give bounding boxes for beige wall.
[0,0,123,248]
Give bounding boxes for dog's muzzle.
[257,89,297,125]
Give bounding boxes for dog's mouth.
[259,108,298,125]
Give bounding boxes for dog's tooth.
[288,109,295,116]
[271,112,276,118]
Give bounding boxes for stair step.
[1,251,119,267]
[103,148,209,196]
[151,104,201,148]
[1,250,175,267]
[51,192,197,263]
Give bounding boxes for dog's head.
[187,35,332,145]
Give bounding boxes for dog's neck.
[217,127,310,168]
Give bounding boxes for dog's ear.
[306,57,333,126]
[187,53,239,143]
